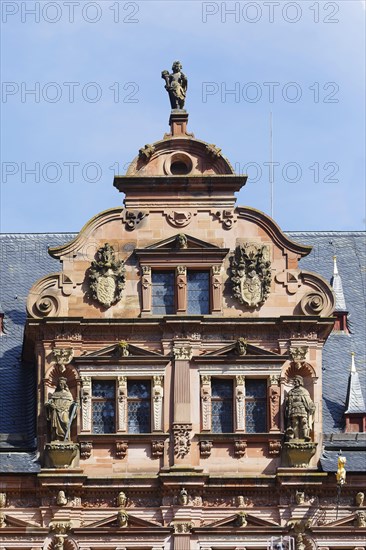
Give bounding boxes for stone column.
[173,344,192,464]
[176,266,187,313]
[153,375,164,431]
[200,375,212,431]
[141,266,151,313]
[117,376,128,432]
[268,374,281,432]
[235,375,245,432]
[81,376,92,432]
[211,265,222,313]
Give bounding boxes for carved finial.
[161,61,187,110]
[331,254,347,311]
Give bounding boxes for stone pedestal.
[284,441,317,468]
[45,442,79,469]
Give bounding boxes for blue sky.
[1,0,365,232]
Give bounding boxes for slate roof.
[0,231,365,473]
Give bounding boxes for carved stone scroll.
[214,209,237,229]
[81,376,92,432]
[153,375,164,431]
[235,375,245,431]
[117,376,128,432]
[201,375,212,431]
[230,243,271,308]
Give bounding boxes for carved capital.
[269,374,281,386]
[176,265,187,276]
[173,345,192,360]
[289,346,309,369]
[173,521,192,534]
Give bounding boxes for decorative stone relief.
[295,490,305,505]
[211,265,222,312]
[56,491,68,506]
[0,493,6,508]
[269,380,281,431]
[268,440,281,456]
[356,510,366,527]
[199,440,213,458]
[270,374,281,386]
[151,440,164,458]
[50,521,72,550]
[139,143,155,160]
[115,441,128,459]
[235,512,247,527]
[123,210,147,231]
[117,491,127,507]
[235,338,247,356]
[80,441,92,459]
[289,346,309,370]
[172,522,192,534]
[81,376,92,432]
[141,265,152,312]
[52,348,74,374]
[175,233,188,249]
[178,488,189,506]
[235,375,245,431]
[0,513,6,528]
[165,210,195,228]
[234,439,247,458]
[176,266,187,312]
[230,243,271,307]
[300,290,332,317]
[153,375,164,431]
[275,269,301,294]
[356,492,365,507]
[117,510,129,528]
[173,424,191,458]
[201,375,212,431]
[114,341,130,358]
[88,243,126,308]
[173,345,192,360]
[214,209,237,229]
[117,376,128,432]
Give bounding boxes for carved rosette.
[230,243,271,308]
[88,243,126,308]
[153,375,164,431]
[200,375,212,431]
[235,375,245,431]
[117,376,128,432]
[81,376,92,432]
[173,424,191,458]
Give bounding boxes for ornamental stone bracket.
[268,439,282,456]
[284,441,317,468]
[88,243,126,308]
[199,440,213,458]
[173,423,192,458]
[122,209,148,231]
[151,440,164,458]
[49,520,72,550]
[172,521,192,534]
[79,441,92,459]
[52,347,74,374]
[230,243,271,308]
[115,441,128,459]
[234,439,247,458]
[44,442,79,469]
[213,209,238,230]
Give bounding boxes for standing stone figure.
[45,378,76,441]
[161,61,187,110]
[285,376,315,441]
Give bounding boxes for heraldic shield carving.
[88,243,126,308]
[230,243,271,307]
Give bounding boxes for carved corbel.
[153,375,164,431]
[234,439,247,458]
[141,265,152,313]
[235,375,245,431]
[117,376,128,432]
[151,440,164,458]
[80,441,93,459]
[268,439,281,456]
[201,375,212,431]
[199,440,213,458]
[52,348,74,374]
[176,266,187,312]
[115,441,128,459]
[81,376,92,432]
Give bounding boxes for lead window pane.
[187,271,209,314]
[152,271,175,314]
[127,380,151,433]
[245,379,267,433]
[211,378,233,433]
[92,380,116,434]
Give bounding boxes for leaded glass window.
[245,379,267,433]
[187,271,210,314]
[92,380,116,434]
[211,378,233,433]
[127,380,151,433]
[152,271,175,314]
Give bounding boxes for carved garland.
[230,243,271,308]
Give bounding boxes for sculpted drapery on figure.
[45,378,77,441]
[161,61,187,110]
[285,375,315,441]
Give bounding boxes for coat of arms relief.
[230,243,272,307]
[88,243,126,308]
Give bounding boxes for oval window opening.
[170,161,190,175]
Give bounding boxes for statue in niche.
[285,376,315,441]
[230,243,271,308]
[45,378,77,441]
[295,490,305,505]
[161,61,187,110]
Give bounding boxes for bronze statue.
[285,376,315,441]
[162,61,187,110]
[45,378,77,441]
